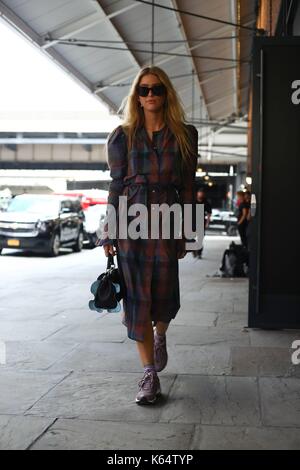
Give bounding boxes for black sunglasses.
[137,84,166,97]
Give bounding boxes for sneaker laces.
[138,371,156,390]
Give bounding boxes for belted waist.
[122,176,182,206]
[123,175,181,191]
[124,181,180,191]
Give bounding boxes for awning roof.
[0,0,257,164]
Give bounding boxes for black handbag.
[89,253,126,313]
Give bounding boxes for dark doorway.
[249,37,300,328]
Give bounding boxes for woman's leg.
[153,320,169,372]
[135,318,161,405]
[136,321,170,362]
[136,320,170,365]
[155,320,169,335]
[136,318,155,366]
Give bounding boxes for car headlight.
[36,220,48,232]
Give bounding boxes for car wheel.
[73,230,84,252]
[0,248,2,255]
[227,225,237,237]
[49,232,60,257]
[89,234,98,249]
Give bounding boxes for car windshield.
[6,197,60,214]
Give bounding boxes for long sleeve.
[179,125,198,242]
[97,125,128,247]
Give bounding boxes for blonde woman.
[98,65,198,405]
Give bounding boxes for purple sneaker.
[135,370,161,405]
[154,330,168,372]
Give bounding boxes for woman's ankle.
[143,364,156,373]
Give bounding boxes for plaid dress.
[99,123,198,342]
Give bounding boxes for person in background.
[193,187,212,259]
[244,190,252,247]
[244,190,251,222]
[236,190,250,248]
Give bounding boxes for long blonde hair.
[118,66,196,170]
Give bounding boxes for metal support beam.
[94,1,142,70]
[0,1,43,45]
[188,19,256,52]
[94,23,241,95]
[42,2,140,49]
[170,0,208,119]
[202,84,248,108]
[230,0,239,114]
[0,137,107,145]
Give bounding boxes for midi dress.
[99,122,198,342]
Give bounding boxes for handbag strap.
[106,253,116,271]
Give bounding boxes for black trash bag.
[220,242,249,278]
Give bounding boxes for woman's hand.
[103,243,116,257]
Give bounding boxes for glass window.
[7,196,60,214]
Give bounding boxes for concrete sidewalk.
[0,236,300,450]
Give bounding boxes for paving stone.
[181,292,233,313]
[159,375,260,426]
[172,310,218,327]
[191,424,300,450]
[0,415,55,450]
[0,307,67,322]
[179,281,208,293]
[259,377,300,427]
[165,325,250,347]
[184,288,223,301]
[201,279,247,292]
[250,330,300,348]
[26,372,176,422]
[231,347,300,377]
[31,419,194,450]
[233,300,248,314]
[0,321,68,342]
[0,282,94,313]
[0,371,69,414]
[1,341,79,371]
[216,312,248,329]
[174,299,220,315]
[72,337,233,380]
[46,321,127,343]
[47,308,105,324]
[163,344,231,375]
[48,341,141,373]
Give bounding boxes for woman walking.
[98,66,198,405]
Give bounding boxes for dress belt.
[123,178,182,205]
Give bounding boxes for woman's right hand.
[103,243,116,257]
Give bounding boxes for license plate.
[7,239,20,247]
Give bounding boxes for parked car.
[0,194,85,256]
[208,209,238,236]
[83,203,107,248]
[54,190,108,210]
